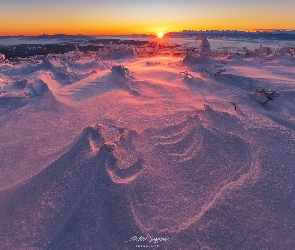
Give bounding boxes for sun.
[157,32,164,38]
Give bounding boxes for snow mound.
[110,65,140,95]
[0,124,144,249]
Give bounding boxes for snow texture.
[1,40,295,250]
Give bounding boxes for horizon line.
[1,29,295,37]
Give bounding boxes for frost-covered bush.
[243,47,258,57]
[230,101,237,111]
[268,46,295,61]
[255,86,275,103]
[195,34,211,57]
[201,68,209,76]
[179,71,194,79]
[254,45,272,55]
[213,69,226,77]
[276,46,293,55]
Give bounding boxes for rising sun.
[157,32,164,38]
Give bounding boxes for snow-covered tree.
[196,34,211,57]
[74,43,82,60]
[0,53,5,63]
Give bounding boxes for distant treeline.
[167,31,295,41]
[0,38,148,59]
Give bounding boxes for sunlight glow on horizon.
[157,32,164,39]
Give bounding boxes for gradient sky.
[1,0,295,35]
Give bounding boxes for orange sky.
[1,0,295,36]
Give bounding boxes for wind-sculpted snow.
[0,74,56,116]
[128,108,258,235]
[110,65,141,96]
[0,124,144,249]
[1,48,295,249]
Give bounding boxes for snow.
[1,39,295,249]
[0,53,5,63]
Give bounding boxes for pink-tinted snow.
[1,45,295,249]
